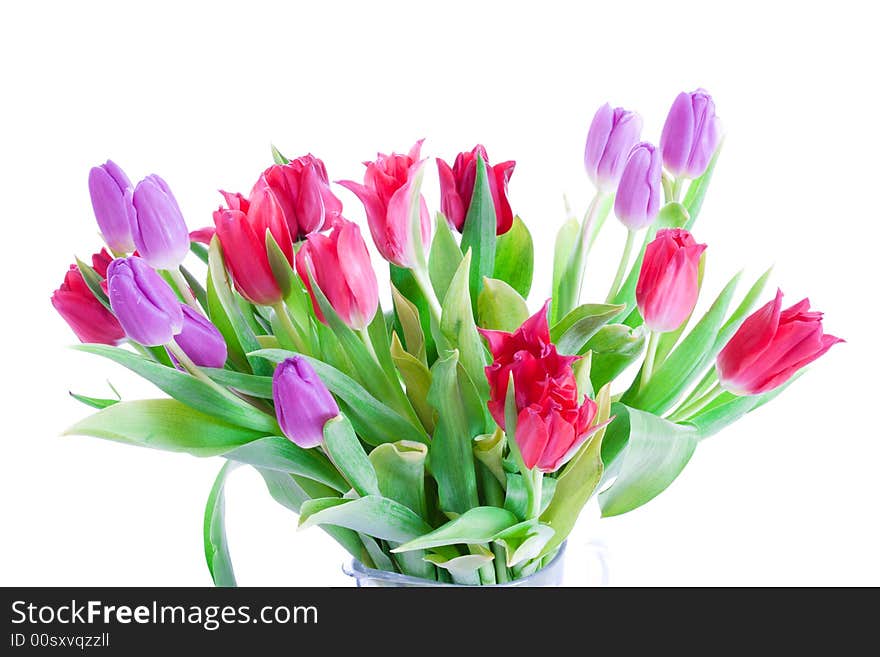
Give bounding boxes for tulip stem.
[668,382,725,422]
[639,330,660,393]
[358,328,379,363]
[411,267,443,327]
[672,176,686,203]
[527,469,543,520]
[168,268,203,313]
[572,191,605,304]
[662,173,674,203]
[166,340,226,393]
[605,229,636,303]
[272,302,308,354]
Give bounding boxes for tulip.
[173,305,227,368]
[213,188,294,306]
[337,141,431,269]
[480,301,606,472]
[252,155,343,241]
[660,89,722,179]
[614,142,662,231]
[437,145,516,234]
[716,290,842,396]
[584,103,643,192]
[636,229,706,333]
[51,249,125,345]
[273,356,340,448]
[296,218,379,331]
[131,174,191,270]
[107,256,184,346]
[88,160,136,253]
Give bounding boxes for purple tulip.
[272,356,339,448]
[173,305,227,368]
[131,174,190,269]
[107,256,184,346]
[88,160,136,253]
[614,142,663,231]
[660,89,723,179]
[584,103,643,192]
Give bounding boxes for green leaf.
[190,242,210,266]
[585,324,647,391]
[74,257,112,311]
[251,349,428,445]
[504,474,557,521]
[494,215,534,298]
[392,284,426,363]
[223,436,348,492]
[390,334,435,432]
[682,143,722,230]
[598,404,699,517]
[477,277,529,332]
[551,303,624,356]
[473,430,506,487]
[203,368,273,398]
[390,264,438,364]
[64,399,264,456]
[687,376,796,440]
[392,506,520,553]
[715,267,773,351]
[69,388,119,410]
[369,440,428,518]
[204,461,239,587]
[429,213,464,304]
[299,495,431,542]
[179,265,209,313]
[424,549,493,586]
[494,521,555,568]
[439,251,489,403]
[74,344,279,433]
[323,415,380,497]
[271,144,290,165]
[625,272,741,414]
[459,154,497,307]
[550,217,582,325]
[540,384,611,556]
[428,351,483,513]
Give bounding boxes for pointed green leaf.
[494,215,534,298]
[459,154,497,306]
[585,324,647,391]
[682,143,722,230]
[204,461,239,587]
[429,213,464,304]
[299,495,431,542]
[424,550,493,586]
[75,257,112,311]
[392,506,520,553]
[369,440,428,518]
[477,277,529,332]
[392,284,426,363]
[323,415,380,497]
[550,303,624,356]
[390,334,435,432]
[223,436,348,492]
[271,144,290,165]
[550,217,582,325]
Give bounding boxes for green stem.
[271,302,308,354]
[669,381,725,422]
[605,229,636,303]
[672,176,686,203]
[527,469,543,520]
[410,266,442,328]
[358,327,379,363]
[639,330,660,393]
[166,341,228,395]
[662,172,674,203]
[168,268,202,312]
[573,191,605,302]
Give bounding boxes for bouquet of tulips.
[52,89,841,586]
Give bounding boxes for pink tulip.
[337,141,431,269]
[437,145,516,235]
[296,218,379,331]
[716,290,842,395]
[636,229,706,333]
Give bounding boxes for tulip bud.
[272,356,340,448]
[173,305,227,368]
[437,145,516,235]
[296,218,379,331]
[636,229,706,333]
[337,141,431,269]
[88,160,136,253]
[584,104,643,192]
[131,174,190,269]
[51,248,125,345]
[614,142,662,231]
[660,89,722,179]
[716,290,842,396]
[107,256,184,346]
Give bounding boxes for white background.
[1,0,877,586]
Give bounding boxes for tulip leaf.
[323,415,380,497]
[624,272,740,414]
[550,217,582,325]
[190,242,210,265]
[715,266,773,351]
[682,143,722,230]
[390,264,438,364]
[429,213,464,304]
[222,436,348,492]
[366,299,402,386]
[424,550,494,586]
[179,265,209,313]
[459,155,497,308]
[392,506,520,553]
[74,344,279,434]
[428,350,483,513]
[64,398,264,456]
[539,383,611,556]
[203,368,273,397]
[299,495,432,543]
[391,284,426,363]
[271,144,290,165]
[204,461,239,587]
[504,474,557,521]
[390,334,435,432]
[494,215,534,299]
[439,251,490,405]
[494,521,555,568]
[584,324,647,391]
[598,403,699,517]
[369,440,429,518]
[473,430,506,487]
[74,257,112,311]
[251,349,428,445]
[69,387,120,410]
[477,277,529,332]
[551,303,625,356]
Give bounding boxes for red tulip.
[213,189,293,306]
[716,289,842,395]
[437,145,515,235]
[636,228,706,333]
[337,141,431,268]
[253,155,343,241]
[480,302,606,472]
[296,218,379,331]
[51,248,125,345]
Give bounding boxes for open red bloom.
[437,145,515,235]
[480,301,605,472]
